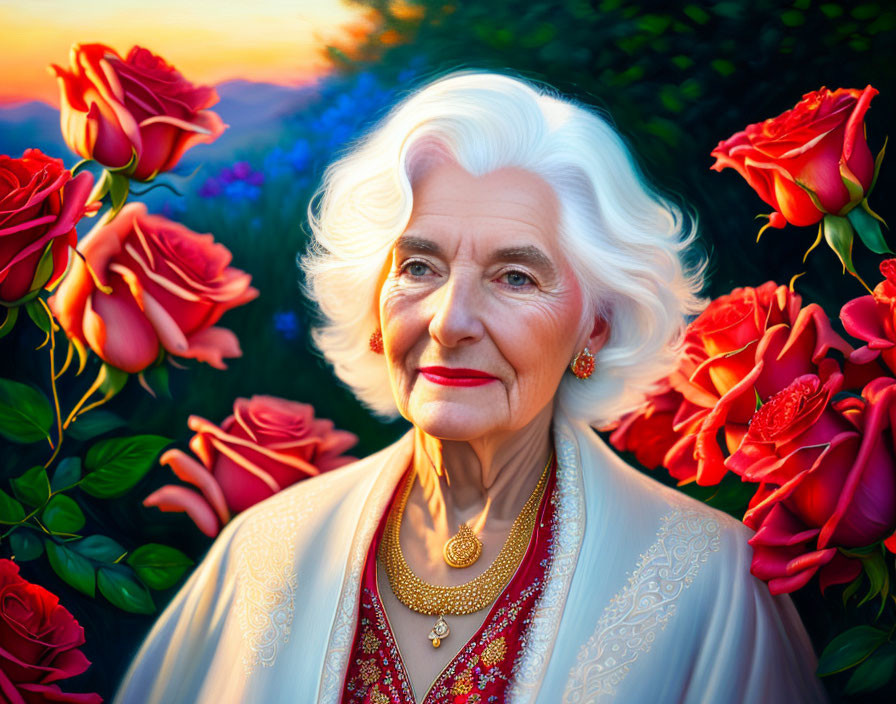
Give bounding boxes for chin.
[406,398,505,441]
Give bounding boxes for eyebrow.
[394,235,556,273]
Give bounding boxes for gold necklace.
[378,452,553,648]
[443,523,482,568]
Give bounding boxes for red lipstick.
[418,366,498,387]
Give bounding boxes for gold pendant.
[428,615,450,648]
[443,523,483,568]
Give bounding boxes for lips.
[418,366,498,387]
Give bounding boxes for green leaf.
[11,466,51,508]
[0,305,19,339]
[97,565,155,613]
[845,642,896,695]
[24,298,51,332]
[9,528,44,560]
[81,434,171,498]
[138,365,171,399]
[27,244,55,293]
[108,172,130,212]
[50,457,82,492]
[857,549,889,613]
[823,215,857,275]
[98,363,129,398]
[71,535,127,563]
[127,543,193,590]
[66,410,126,441]
[0,489,26,524]
[848,205,892,254]
[842,574,863,606]
[817,625,888,676]
[42,494,86,533]
[0,377,53,444]
[45,540,96,597]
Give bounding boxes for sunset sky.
[0,0,371,105]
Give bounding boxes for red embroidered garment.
[340,461,557,704]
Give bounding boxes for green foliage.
[45,540,96,597]
[71,535,127,563]
[845,642,896,695]
[81,435,171,498]
[817,625,888,675]
[50,456,82,492]
[42,494,86,533]
[66,410,127,441]
[0,377,53,444]
[127,543,193,590]
[11,466,50,508]
[97,565,155,614]
[9,528,43,561]
[0,489,25,524]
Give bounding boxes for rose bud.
[711,86,877,227]
[52,43,226,181]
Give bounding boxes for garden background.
[1,0,895,700]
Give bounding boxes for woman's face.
[379,159,597,442]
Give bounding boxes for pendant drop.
[428,615,450,648]
[443,523,483,568]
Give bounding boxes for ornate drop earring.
[369,329,384,354]
[570,346,595,380]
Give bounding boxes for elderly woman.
[114,71,827,703]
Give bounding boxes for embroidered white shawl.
[113,411,828,703]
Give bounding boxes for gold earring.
[369,329,384,354]
[570,346,595,379]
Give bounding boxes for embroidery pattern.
[234,483,323,674]
[562,506,721,702]
[508,432,586,702]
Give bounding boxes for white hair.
[301,69,706,426]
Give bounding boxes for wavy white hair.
[301,69,706,426]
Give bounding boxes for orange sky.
[0,0,372,105]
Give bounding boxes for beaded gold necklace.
[378,453,553,647]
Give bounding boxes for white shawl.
[114,411,828,703]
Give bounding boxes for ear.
[588,316,610,353]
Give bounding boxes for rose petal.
[143,485,220,537]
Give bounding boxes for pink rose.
[0,559,102,703]
[0,149,92,305]
[52,43,226,181]
[145,396,358,536]
[47,202,258,373]
[841,259,896,374]
[728,374,896,594]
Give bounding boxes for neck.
[411,403,554,533]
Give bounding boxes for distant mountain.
[0,78,321,167]
[0,101,67,161]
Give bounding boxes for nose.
[427,270,485,348]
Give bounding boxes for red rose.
[607,380,682,470]
[0,149,92,305]
[841,258,896,374]
[145,396,358,536]
[47,202,258,373]
[728,375,896,594]
[613,282,853,485]
[52,44,226,181]
[0,559,102,703]
[711,86,877,226]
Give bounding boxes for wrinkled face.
[378,159,591,441]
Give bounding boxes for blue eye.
[402,261,431,277]
[501,270,534,287]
